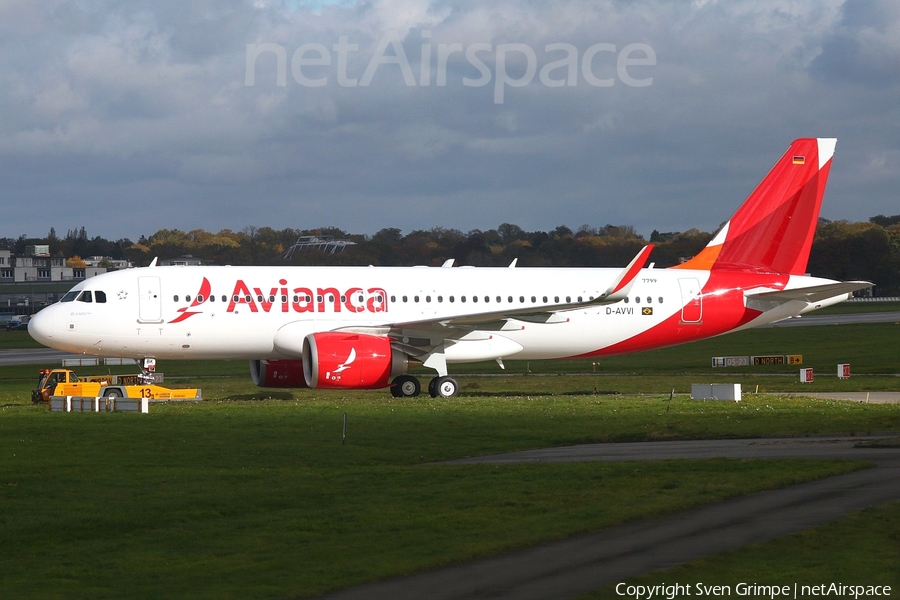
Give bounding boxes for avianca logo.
[167,278,388,324]
[169,278,212,324]
[326,348,356,382]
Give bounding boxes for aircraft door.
[678,278,702,324]
[138,276,163,323]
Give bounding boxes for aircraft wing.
[331,246,654,369]
[746,281,872,304]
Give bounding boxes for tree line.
[3,215,899,295]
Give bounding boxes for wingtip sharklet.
[601,244,654,301]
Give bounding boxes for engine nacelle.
[302,332,407,389]
[250,359,309,388]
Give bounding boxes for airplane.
[28,138,870,398]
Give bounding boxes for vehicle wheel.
[105,389,122,399]
[390,375,420,398]
[430,376,459,398]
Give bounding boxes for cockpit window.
[60,291,79,302]
[77,291,93,303]
[95,291,107,303]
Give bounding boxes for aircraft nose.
[27,307,57,347]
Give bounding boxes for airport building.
[0,248,112,318]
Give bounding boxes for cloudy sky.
[1,0,897,242]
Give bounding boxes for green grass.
[0,396,880,598]
[582,501,900,599]
[0,330,43,349]
[0,312,898,597]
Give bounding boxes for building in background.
[0,248,115,318]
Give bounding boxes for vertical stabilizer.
[674,138,836,274]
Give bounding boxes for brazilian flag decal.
[642,307,653,316]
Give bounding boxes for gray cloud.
[1,0,898,243]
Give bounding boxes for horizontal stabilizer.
[747,281,872,304]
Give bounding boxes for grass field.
[1,311,898,597]
[584,501,900,599]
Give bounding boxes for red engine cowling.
[302,332,408,389]
[250,359,309,388]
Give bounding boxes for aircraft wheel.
[430,376,459,398]
[391,375,421,398]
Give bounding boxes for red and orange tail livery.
[674,138,836,275]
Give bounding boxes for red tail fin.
[674,138,836,274]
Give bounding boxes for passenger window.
[658,297,664,304]
[174,295,180,302]
[647,296,652,304]
[197,295,204,302]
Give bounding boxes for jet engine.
[302,332,408,389]
[250,359,309,388]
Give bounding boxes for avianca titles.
[29,138,870,398]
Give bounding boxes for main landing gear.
[390,375,459,398]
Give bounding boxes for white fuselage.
[27,264,844,363]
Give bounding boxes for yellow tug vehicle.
[32,368,202,404]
